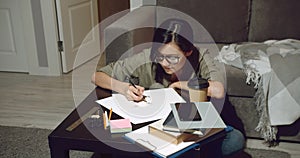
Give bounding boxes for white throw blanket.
[215,39,300,144]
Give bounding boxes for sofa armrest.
[104,7,155,64]
[225,65,256,97]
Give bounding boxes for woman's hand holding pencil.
[126,79,145,101]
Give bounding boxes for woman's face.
[157,42,190,75]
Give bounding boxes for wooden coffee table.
[48,87,226,158]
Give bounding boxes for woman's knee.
[222,129,245,156]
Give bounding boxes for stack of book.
[149,120,200,145]
[148,112,207,144]
[162,112,206,135]
[149,110,227,145]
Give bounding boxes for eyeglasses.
[154,55,181,65]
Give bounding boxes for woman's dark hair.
[150,18,200,84]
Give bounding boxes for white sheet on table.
[96,88,185,124]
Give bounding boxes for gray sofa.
[103,0,300,143]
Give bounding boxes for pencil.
[129,79,137,89]
[104,111,109,127]
[108,108,112,121]
[129,79,150,103]
[103,113,106,129]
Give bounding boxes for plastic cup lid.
[188,77,209,89]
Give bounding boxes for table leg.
[49,146,70,158]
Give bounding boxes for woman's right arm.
[91,72,144,101]
[92,71,127,93]
[92,49,151,100]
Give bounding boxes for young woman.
[92,19,245,157]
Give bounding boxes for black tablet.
[170,102,203,129]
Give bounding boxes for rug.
[0,125,291,158]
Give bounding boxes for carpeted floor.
[0,125,290,158]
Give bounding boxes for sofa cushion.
[249,0,300,42]
[104,7,156,64]
[157,0,250,43]
[225,65,256,97]
[229,96,300,142]
[228,97,260,138]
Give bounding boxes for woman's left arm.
[168,80,224,99]
[198,49,225,99]
[168,81,188,90]
[207,80,225,99]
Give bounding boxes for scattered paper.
[96,88,185,124]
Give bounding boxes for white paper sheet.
[96,88,185,124]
